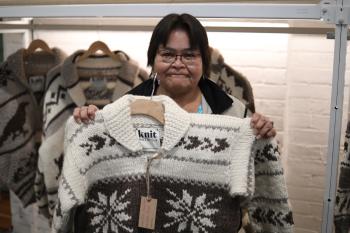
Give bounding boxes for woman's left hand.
[250,112,276,139]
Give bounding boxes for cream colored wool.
[52,94,293,233]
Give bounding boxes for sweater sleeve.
[51,118,87,233]
[36,68,76,220]
[36,126,65,219]
[334,122,350,233]
[246,138,294,233]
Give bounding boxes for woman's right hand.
[73,105,99,123]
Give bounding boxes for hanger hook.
[150,72,157,100]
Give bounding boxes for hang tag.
[138,196,157,230]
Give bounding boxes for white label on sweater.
[90,77,107,91]
[136,128,160,151]
[28,75,45,92]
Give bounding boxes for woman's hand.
[73,105,99,123]
[251,112,276,139]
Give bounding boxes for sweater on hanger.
[334,121,350,233]
[209,47,255,113]
[52,94,293,233]
[35,50,148,220]
[0,47,66,206]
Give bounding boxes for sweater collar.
[61,50,140,106]
[7,47,66,94]
[102,94,191,153]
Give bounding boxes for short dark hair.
[147,13,210,77]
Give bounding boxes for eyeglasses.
[157,49,201,65]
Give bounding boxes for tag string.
[150,72,157,100]
[146,150,164,201]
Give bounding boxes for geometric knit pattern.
[36,50,148,221]
[247,140,294,233]
[209,47,255,113]
[87,188,133,233]
[51,94,293,233]
[334,121,350,233]
[163,188,223,232]
[0,48,66,206]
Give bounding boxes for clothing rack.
[0,3,322,18]
[0,1,348,232]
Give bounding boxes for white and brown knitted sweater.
[0,48,66,206]
[52,94,293,233]
[35,50,148,219]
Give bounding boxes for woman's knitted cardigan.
[52,94,293,233]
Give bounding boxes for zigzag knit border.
[252,196,288,204]
[255,170,284,177]
[61,176,78,202]
[163,154,230,166]
[190,122,241,132]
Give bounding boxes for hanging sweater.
[334,121,350,233]
[209,47,255,113]
[0,48,66,206]
[52,94,293,233]
[35,50,148,220]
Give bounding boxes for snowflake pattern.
[87,188,133,233]
[164,188,222,233]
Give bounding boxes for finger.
[266,128,277,138]
[73,107,81,124]
[251,113,261,126]
[254,116,268,130]
[258,121,274,138]
[80,106,90,123]
[87,105,98,120]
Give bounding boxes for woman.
[62,13,293,233]
[73,13,275,139]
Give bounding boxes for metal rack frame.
[0,1,348,232]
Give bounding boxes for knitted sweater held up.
[52,94,293,233]
[0,48,66,206]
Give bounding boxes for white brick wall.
[285,34,350,232]
[4,30,350,233]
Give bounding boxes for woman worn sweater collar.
[127,77,234,114]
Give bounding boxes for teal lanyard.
[197,104,203,114]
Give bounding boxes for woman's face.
[153,29,203,97]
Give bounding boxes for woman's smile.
[167,73,191,79]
